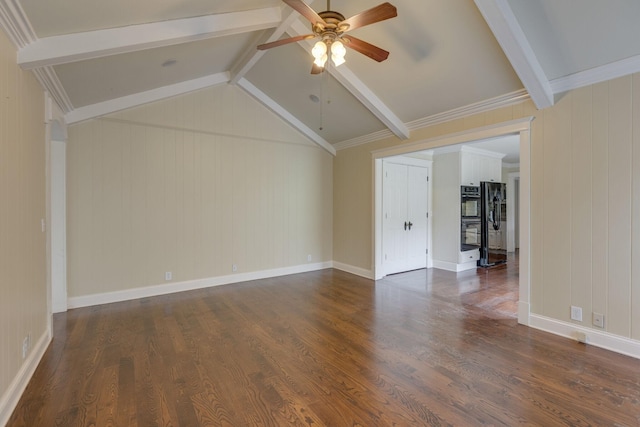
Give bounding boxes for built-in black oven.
[461,186,481,251]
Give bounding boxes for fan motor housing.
[314,10,348,35]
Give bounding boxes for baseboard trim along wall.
[331,262,375,280]
[67,262,334,309]
[530,314,640,360]
[0,330,51,427]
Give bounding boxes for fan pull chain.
[319,66,325,131]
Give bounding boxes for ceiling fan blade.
[339,2,397,32]
[311,63,324,74]
[342,35,390,62]
[257,34,315,50]
[283,0,326,26]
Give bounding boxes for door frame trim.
[372,117,534,326]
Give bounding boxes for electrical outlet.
[232,264,238,272]
[570,306,583,322]
[593,312,605,328]
[307,254,312,262]
[165,272,172,281]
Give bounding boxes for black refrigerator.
[479,181,507,267]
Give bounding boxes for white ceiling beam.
[230,1,318,85]
[65,72,230,124]
[288,20,410,140]
[237,78,336,156]
[474,0,554,109]
[18,7,281,69]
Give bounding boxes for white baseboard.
[68,261,333,309]
[432,259,476,272]
[0,329,51,426]
[331,261,374,280]
[530,314,640,360]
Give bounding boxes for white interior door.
[382,161,429,275]
[382,162,409,273]
[406,165,429,270]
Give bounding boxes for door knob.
[408,221,413,230]
[404,221,408,230]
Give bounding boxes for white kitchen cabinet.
[432,146,505,272]
[460,148,503,186]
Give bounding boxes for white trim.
[0,0,37,48]
[518,301,530,326]
[0,330,51,427]
[550,54,640,94]
[530,314,640,360]
[506,171,519,253]
[333,90,530,151]
[17,8,281,69]
[434,144,506,159]
[287,19,410,141]
[474,0,554,109]
[65,72,230,124]
[332,261,375,280]
[32,67,74,113]
[432,260,476,272]
[51,139,67,313]
[237,77,336,156]
[68,262,333,309]
[371,117,534,159]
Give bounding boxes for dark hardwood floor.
[9,255,640,426]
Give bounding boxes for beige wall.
[0,30,47,410]
[67,85,333,299]
[334,74,640,341]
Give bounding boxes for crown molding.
[334,89,529,151]
[0,0,36,48]
[550,54,640,94]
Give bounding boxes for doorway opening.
[372,118,533,326]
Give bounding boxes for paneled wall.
[334,74,640,341]
[0,30,47,415]
[67,85,333,299]
[533,77,639,339]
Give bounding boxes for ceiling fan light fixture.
[312,40,329,67]
[330,40,346,66]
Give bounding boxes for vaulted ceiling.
[2,0,639,155]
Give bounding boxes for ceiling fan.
[257,0,397,73]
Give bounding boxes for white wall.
[66,85,333,303]
[0,29,48,424]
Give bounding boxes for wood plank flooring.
[8,256,640,426]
